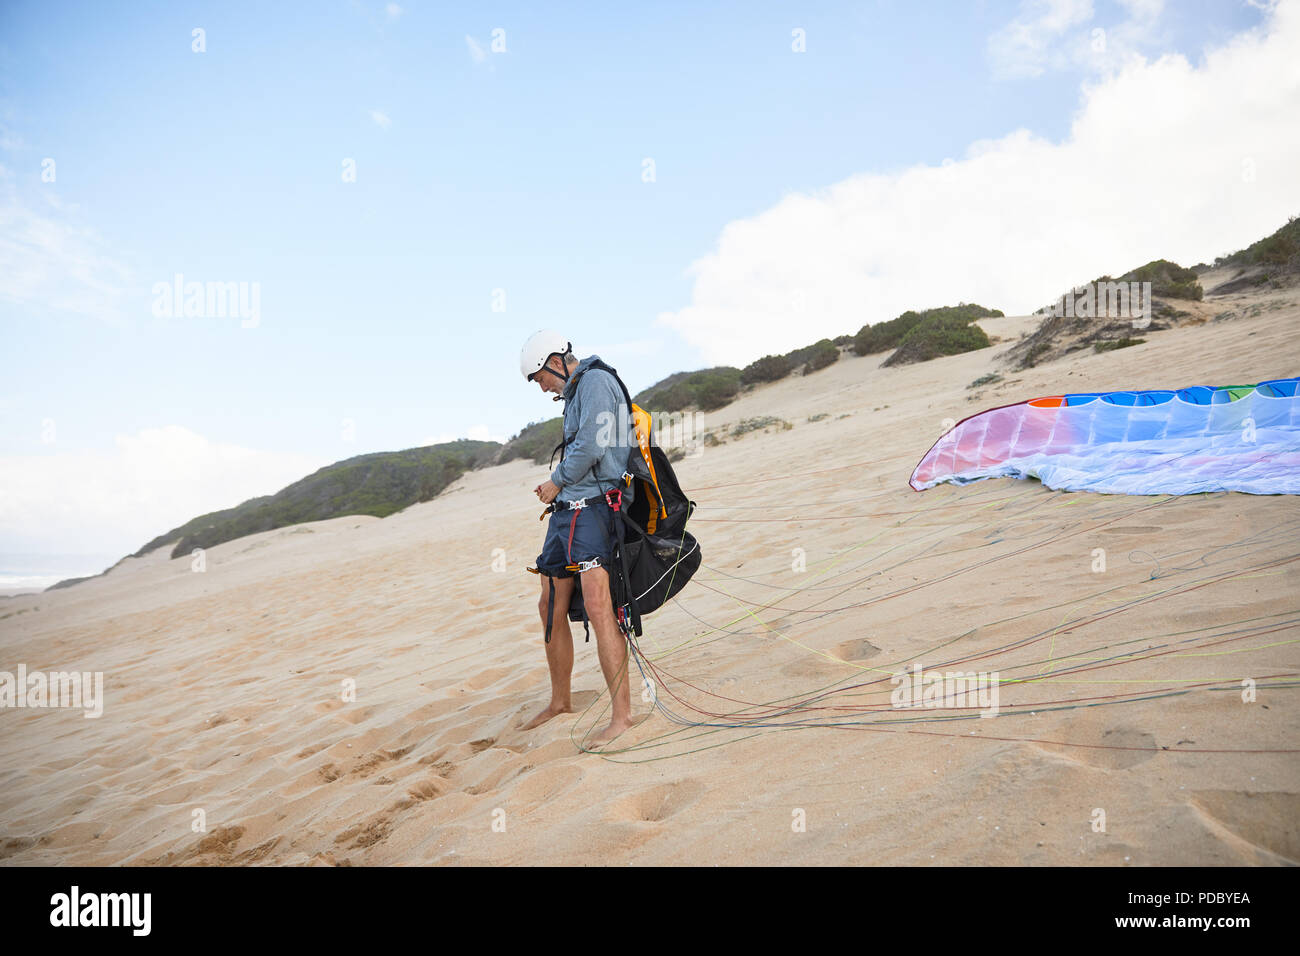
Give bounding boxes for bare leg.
[520,575,577,730]
[580,565,635,745]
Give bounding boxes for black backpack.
[548,359,702,639]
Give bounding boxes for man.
[518,329,636,746]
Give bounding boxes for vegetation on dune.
[1118,259,1203,301]
[968,373,1003,389]
[634,366,743,412]
[134,440,499,560]
[740,337,841,387]
[1217,215,1300,274]
[785,338,840,372]
[852,309,924,355]
[740,353,794,385]
[650,308,1002,413]
[693,368,745,410]
[1094,337,1145,352]
[854,304,1003,357]
[1014,255,1208,369]
[731,416,793,437]
[497,417,563,465]
[639,338,843,417]
[883,311,993,366]
[1037,260,1203,316]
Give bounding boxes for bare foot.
[520,701,572,730]
[585,716,636,748]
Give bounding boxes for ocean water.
[0,553,119,592]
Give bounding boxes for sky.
[1,0,1298,573]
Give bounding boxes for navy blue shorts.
[536,498,615,577]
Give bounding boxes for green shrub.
[1257,233,1298,266]
[855,304,1002,356]
[731,416,793,437]
[656,382,695,412]
[1218,216,1300,271]
[635,366,742,412]
[498,418,563,465]
[1122,259,1203,301]
[884,314,991,366]
[800,338,839,372]
[695,372,742,410]
[1094,337,1145,352]
[741,353,793,385]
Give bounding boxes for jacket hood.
[561,355,603,401]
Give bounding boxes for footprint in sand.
[0,836,38,861]
[349,746,413,778]
[833,638,881,661]
[607,779,706,824]
[467,736,527,756]
[157,825,280,865]
[1075,727,1158,770]
[334,819,390,850]
[1189,790,1300,863]
[404,777,451,803]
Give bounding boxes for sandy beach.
[2,274,1297,866]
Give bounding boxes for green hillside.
[135,440,498,559]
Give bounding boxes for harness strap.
[611,504,642,637]
[544,575,555,644]
[566,510,579,562]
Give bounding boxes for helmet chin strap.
[537,344,573,396]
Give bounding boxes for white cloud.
[988,0,1095,78]
[657,1,1300,367]
[465,35,487,64]
[385,3,402,18]
[0,178,133,322]
[988,0,1175,79]
[0,426,324,556]
[1118,0,1164,17]
[369,109,392,130]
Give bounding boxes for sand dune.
[2,284,1297,866]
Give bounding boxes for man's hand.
[535,480,560,504]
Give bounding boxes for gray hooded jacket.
[549,355,635,501]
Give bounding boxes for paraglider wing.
[909,378,1300,495]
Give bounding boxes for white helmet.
[519,329,572,383]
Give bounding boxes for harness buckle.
[567,557,602,573]
[567,498,588,511]
[604,488,623,512]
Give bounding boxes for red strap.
[566,510,578,562]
